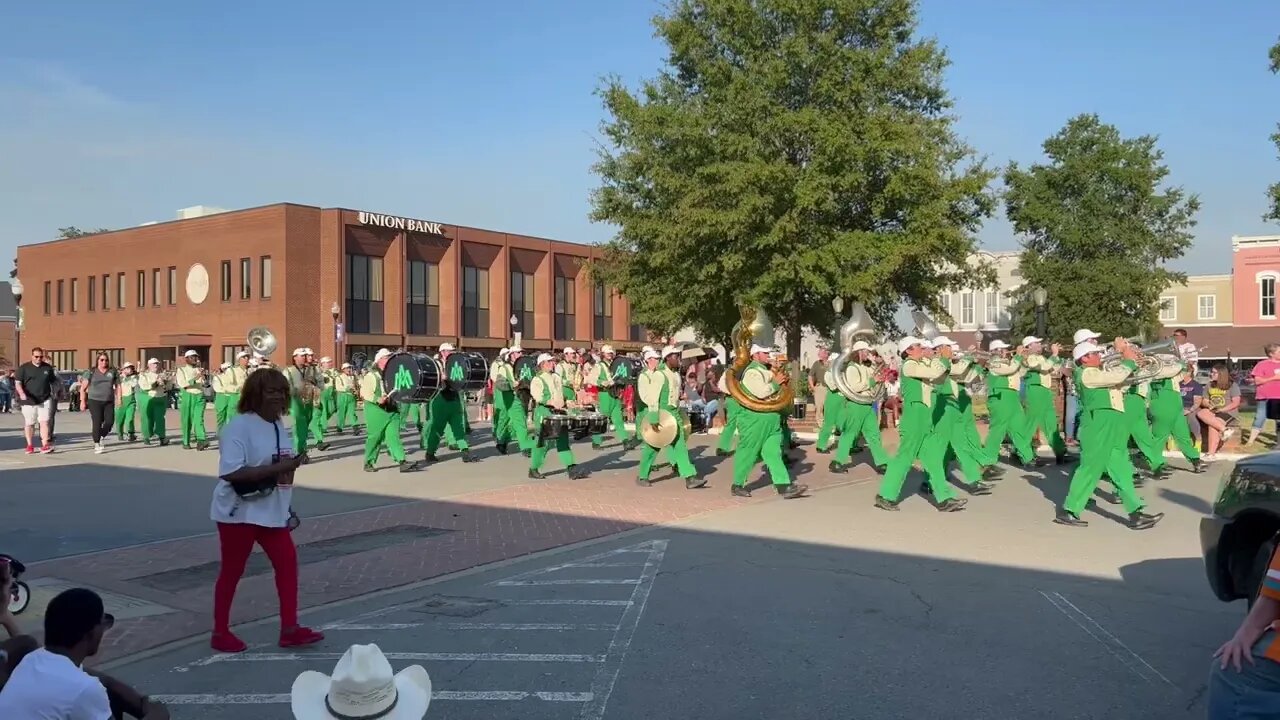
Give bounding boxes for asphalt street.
[103,454,1237,720]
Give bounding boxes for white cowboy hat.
[291,644,432,720]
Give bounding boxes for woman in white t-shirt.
[210,368,324,654]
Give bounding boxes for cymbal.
[639,408,679,448]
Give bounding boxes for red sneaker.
[210,631,247,653]
[39,445,53,454]
[24,445,34,454]
[279,626,324,648]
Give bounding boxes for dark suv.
[1201,453,1280,606]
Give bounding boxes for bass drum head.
[444,352,489,392]
[383,352,442,404]
[607,356,643,386]
[513,355,540,388]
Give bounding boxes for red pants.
[213,522,299,633]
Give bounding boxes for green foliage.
[588,0,995,352]
[1003,114,1198,345]
[1267,38,1280,223]
[56,226,110,239]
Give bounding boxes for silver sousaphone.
[247,326,277,357]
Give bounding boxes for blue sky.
[1,0,1278,275]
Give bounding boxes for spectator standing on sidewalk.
[809,348,830,426]
[80,352,120,454]
[15,347,56,454]
[0,372,11,413]
[1247,343,1280,447]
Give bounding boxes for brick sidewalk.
[30,447,878,662]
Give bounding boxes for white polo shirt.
[0,648,112,719]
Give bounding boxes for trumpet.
[956,349,992,364]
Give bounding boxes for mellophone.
[538,409,610,441]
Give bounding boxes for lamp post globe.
[831,297,844,314]
[10,278,22,361]
[1032,287,1048,308]
[10,278,23,302]
[1032,286,1048,338]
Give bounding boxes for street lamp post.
[1032,286,1048,339]
[330,301,341,363]
[10,279,23,364]
[509,314,519,347]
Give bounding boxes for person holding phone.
[209,368,323,654]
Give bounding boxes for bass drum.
[444,352,489,393]
[382,352,442,404]
[604,356,643,387]
[513,354,541,389]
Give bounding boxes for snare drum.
[539,413,575,441]
[444,352,489,393]
[382,352,443,404]
[579,412,610,435]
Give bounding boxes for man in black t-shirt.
[15,347,57,453]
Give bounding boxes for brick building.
[15,204,649,370]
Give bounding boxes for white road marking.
[580,539,669,720]
[203,652,604,664]
[322,622,615,631]
[509,598,633,606]
[494,578,641,586]
[1040,590,1173,685]
[489,540,661,585]
[153,691,593,704]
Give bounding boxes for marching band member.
[932,337,995,495]
[315,356,338,436]
[114,361,139,442]
[829,340,889,474]
[814,350,846,454]
[979,340,1038,468]
[175,350,210,450]
[423,343,474,463]
[284,349,319,456]
[636,347,705,488]
[875,337,966,512]
[493,346,533,455]
[590,345,639,450]
[333,363,360,434]
[951,341,998,479]
[714,366,738,457]
[137,358,172,445]
[1056,339,1163,529]
[1021,336,1072,464]
[359,348,417,473]
[300,350,330,451]
[636,345,655,424]
[1122,362,1172,482]
[211,362,231,430]
[490,348,511,442]
[215,352,250,432]
[557,347,582,403]
[529,353,588,480]
[1149,362,1204,473]
[729,344,806,499]
[772,347,800,452]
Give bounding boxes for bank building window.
[56,280,64,315]
[462,266,490,338]
[135,270,145,308]
[239,257,251,300]
[116,272,125,309]
[92,348,123,368]
[345,253,384,335]
[554,275,576,341]
[88,276,96,311]
[101,274,110,311]
[510,271,535,338]
[593,282,613,341]
[220,260,232,302]
[70,278,78,313]
[406,260,440,336]
[167,266,177,305]
[260,256,272,299]
[47,350,75,370]
[43,281,50,315]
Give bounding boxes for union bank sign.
[357,211,445,235]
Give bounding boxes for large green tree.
[1004,114,1198,344]
[589,0,994,357]
[1267,38,1280,222]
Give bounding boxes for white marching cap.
[1073,341,1102,361]
[320,356,332,363]
[509,345,523,353]
[1073,329,1101,344]
[122,361,135,369]
[498,347,510,356]
[220,362,231,370]
[930,336,953,349]
[897,336,924,354]
[537,352,554,364]
[183,350,199,358]
[851,340,871,352]
[642,345,655,354]
[563,346,578,355]
[661,345,679,357]
[1022,336,1044,346]
[601,344,615,354]
[643,348,660,361]
[292,348,307,357]
[374,348,393,362]
[342,362,353,369]
[147,357,160,365]
[988,340,1011,351]
[236,351,250,359]
[439,342,455,352]
[749,343,771,355]
[303,348,315,355]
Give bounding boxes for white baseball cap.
[989,340,1011,351]
[661,345,679,358]
[563,347,578,355]
[320,356,332,363]
[749,343,771,355]
[373,348,393,362]
[292,348,307,357]
[183,350,199,358]
[439,343,455,352]
[851,340,871,352]
[236,351,250,359]
[643,349,660,361]
[509,345,522,353]
[220,362,231,370]
[897,336,924,354]
[642,345,655,354]
[1073,329,1101,344]
[536,352,554,364]
[930,336,953,349]
[341,362,353,369]
[122,361,135,370]
[1022,336,1043,346]
[147,357,160,365]
[498,348,510,357]
[1073,341,1102,361]
[601,344,615,354]
[303,348,314,355]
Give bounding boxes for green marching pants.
[833,401,888,466]
[1063,408,1146,515]
[363,402,407,466]
[593,391,631,446]
[956,392,987,464]
[816,393,847,451]
[425,394,469,455]
[334,393,357,431]
[141,395,167,441]
[290,398,314,455]
[936,395,984,486]
[403,404,424,431]
[1024,385,1067,458]
[114,395,137,439]
[878,401,954,502]
[981,389,1036,465]
[731,410,789,487]
[530,405,574,471]
[321,386,337,426]
[638,382,696,480]
[1149,386,1200,462]
[214,392,238,431]
[494,389,532,451]
[717,397,739,453]
[1123,394,1166,472]
[178,391,207,447]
